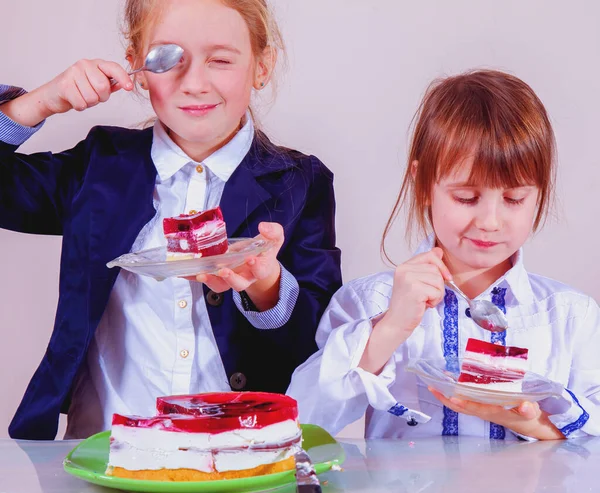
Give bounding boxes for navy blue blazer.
[0,126,342,439]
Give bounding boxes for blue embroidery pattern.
[560,389,590,437]
[388,403,408,417]
[443,290,460,373]
[442,406,459,436]
[442,289,459,436]
[489,287,507,440]
[490,287,507,346]
[490,423,506,439]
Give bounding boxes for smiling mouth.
[179,104,221,113]
[468,238,499,248]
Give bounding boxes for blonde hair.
[382,69,556,264]
[122,0,284,74]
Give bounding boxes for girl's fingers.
[97,60,133,91]
[192,269,257,293]
[517,401,539,420]
[419,283,445,308]
[192,273,230,292]
[245,255,277,281]
[85,67,112,103]
[258,222,284,244]
[74,75,100,108]
[406,249,452,281]
[214,269,255,292]
[68,80,90,112]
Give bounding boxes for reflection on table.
[1,435,598,492]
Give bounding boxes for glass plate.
[107,238,273,281]
[407,358,563,407]
[63,424,345,493]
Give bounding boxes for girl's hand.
[379,247,452,338]
[429,388,565,440]
[39,59,133,115]
[191,222,285,311]
[359,248,452,375]
[0,59,134,128]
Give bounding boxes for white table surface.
[1,435,598,492]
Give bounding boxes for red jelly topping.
[458,372,515,385]
[163,206,228,257]
[112,392,298,434]
[458,338,529,385]
[464,338,529,359]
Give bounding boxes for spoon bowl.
[110,44,184,86]
[446,280,508,332]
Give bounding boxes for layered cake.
[163,206,228,260]
[458,338,529,392]
[106,392,301,481]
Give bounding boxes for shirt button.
[206,290,224,307]
[180,349,190,359]
[178,300,188,309]
[196,164,204,174]
[230,372,247,390]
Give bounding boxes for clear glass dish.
[407,357,563,407]
[107,238,273,281]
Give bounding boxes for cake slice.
[106,392,301,482]
[458,338,529,392]
[163,206,228,261]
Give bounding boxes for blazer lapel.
[220,154,272,237]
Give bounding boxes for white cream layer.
[108,419,300,473]
[463,351,529,372]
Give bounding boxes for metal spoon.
[110,43,184,86]
[446,280,508,332]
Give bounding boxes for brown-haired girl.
[289,70,599,440]
[0,0,341,440]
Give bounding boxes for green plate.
[63,424,345,492]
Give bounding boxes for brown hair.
[122,0,284,78]
[382,69,556,264]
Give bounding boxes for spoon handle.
[446,280,472,306]
[109,68,143,87]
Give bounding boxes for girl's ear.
[136,73,148,90]
[253,47,277,90]
[126,47,147,89]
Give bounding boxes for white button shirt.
[288,236,600,440]
[66,117,297,438]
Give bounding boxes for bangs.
[433,94,551,191]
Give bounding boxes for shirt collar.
[151,113,255,183]
[414,234,535,306]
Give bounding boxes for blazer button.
[206,290,224,307]
[230,372,247,390]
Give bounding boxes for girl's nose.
[179,61,211,95]
[475,202,501,231]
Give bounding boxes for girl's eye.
[454,196,478,205]
[505,197,525,205]
[211,59,231,65]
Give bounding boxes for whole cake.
[458,338,529,392]
[163,206,228,261]
[106,392,301,481]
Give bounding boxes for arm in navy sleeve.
[0,85,86,235]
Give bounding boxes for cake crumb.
[409,441,415,448]
[331,464,343,472]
